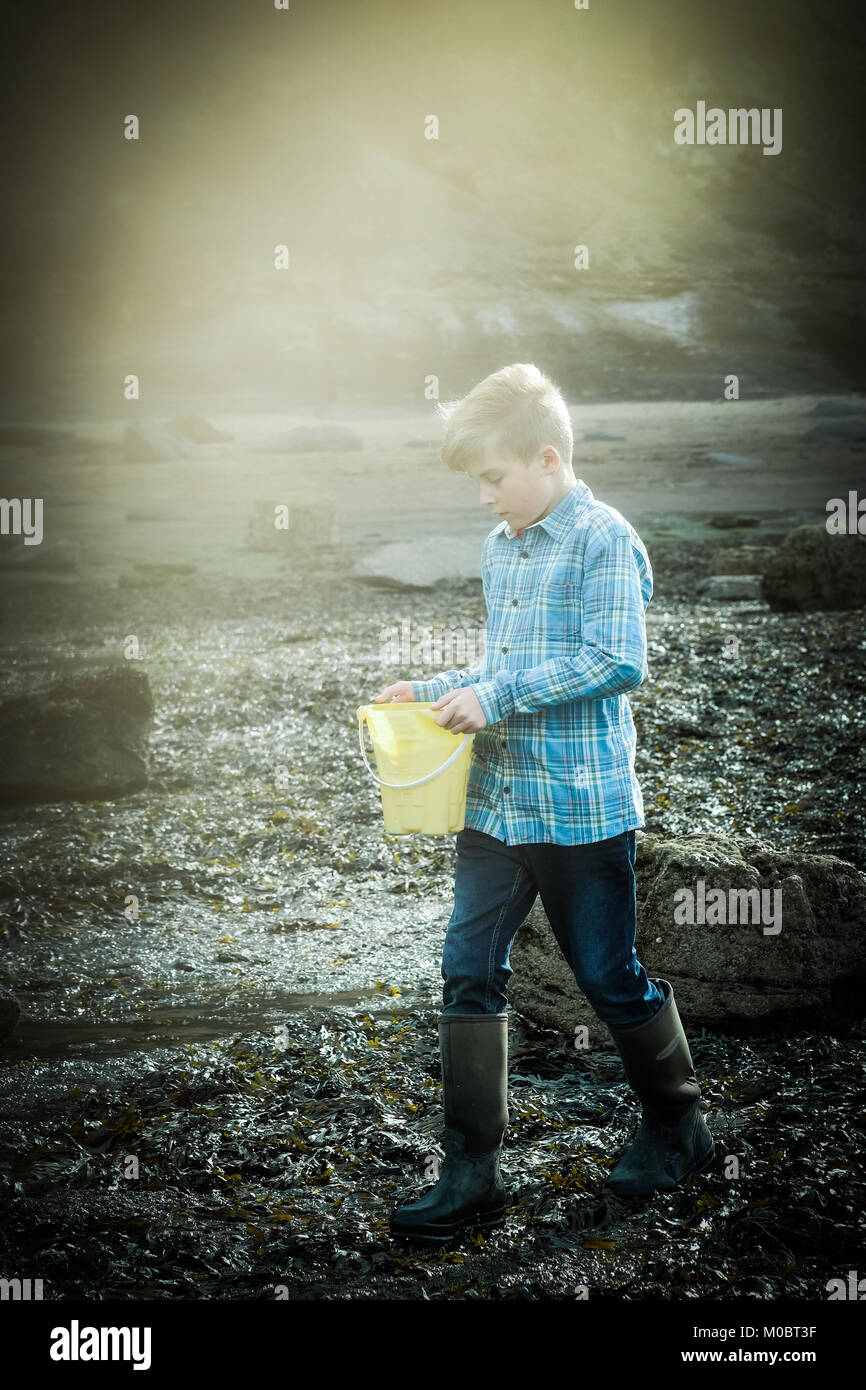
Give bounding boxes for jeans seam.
[483,861,529,1013]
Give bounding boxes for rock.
[123,419,233,462]
[249,424,363,453]
[244,497,339,551]
[709,545,776,576]
[0,539,81,571]
[0,990,21,1038]
[708,514,762,530]
[808,400,866,418]
[509,832,866,1040]
[688,452,763,469]
[0,663,154,805]
[760,522,866,611]
[353,536,483,588]
[694,574,764,600]
[123,422,193,462]
[803,419,866,443]
[169,416,233,444]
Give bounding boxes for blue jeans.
[441,827,663,1030]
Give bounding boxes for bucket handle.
[358,709,473,790]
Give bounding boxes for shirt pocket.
[538,578,581,651]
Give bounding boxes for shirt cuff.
[471,680,511,726]
[411,678,446,702]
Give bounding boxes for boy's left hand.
[430,689,487,733]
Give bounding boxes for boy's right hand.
[373,680,416,703]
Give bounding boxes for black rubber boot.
[604,978,714,1197]
[389,1012,508,1243]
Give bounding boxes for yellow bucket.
[356,701,475,836]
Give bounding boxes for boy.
[374,364,713,1243]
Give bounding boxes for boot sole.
[389,1205,507,1244]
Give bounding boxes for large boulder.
[354,536,483,588]
[694,574,764,600]
[509,832,866,1042]
[123,422,195,461]
[760,522,866,611]
[0,664,154,804]
[123,419,232,462]
[169,416,233,444]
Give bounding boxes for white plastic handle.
[358,711,472,790]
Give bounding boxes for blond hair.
[436,363,574,474]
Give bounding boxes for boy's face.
[466,448,561,530]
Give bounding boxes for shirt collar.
[491,479,592,543]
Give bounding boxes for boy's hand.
[430,688,487,733]
[373,681,415,702]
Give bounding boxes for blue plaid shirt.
[411,479,653,845]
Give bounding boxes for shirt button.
[500,739,507,748]
[520,551,529,559]
[503,786,511,794]
[501,645,509,654]
[511,598,518,606]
